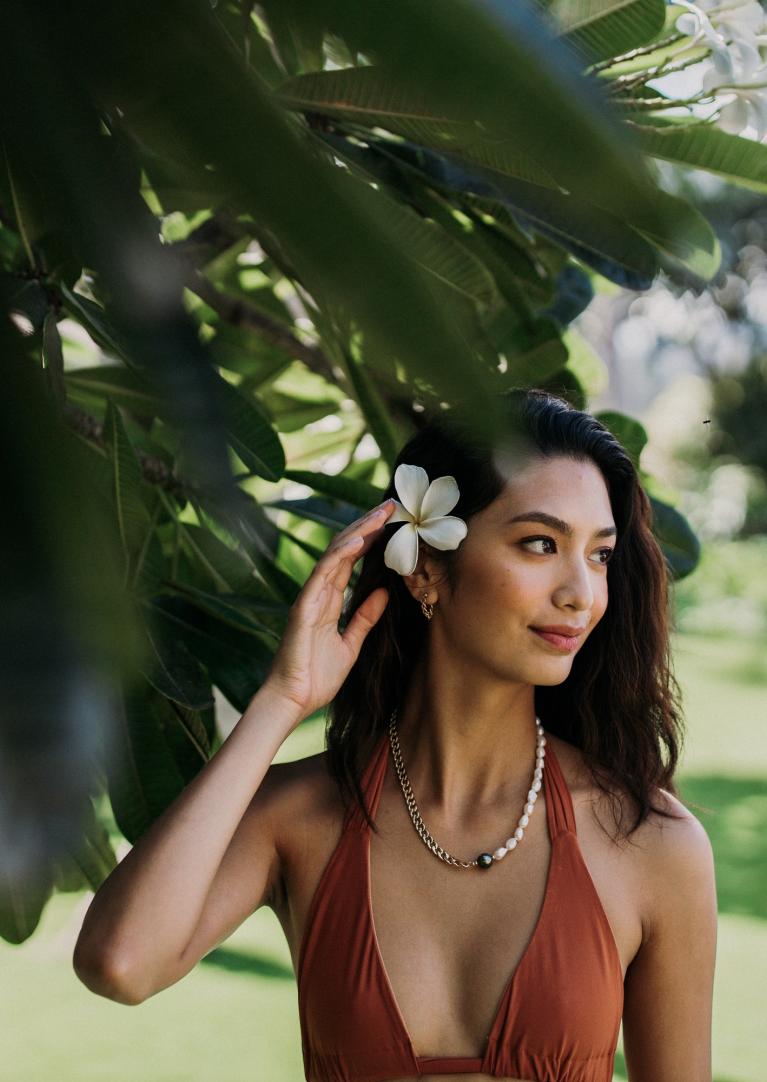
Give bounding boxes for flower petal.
[420,475,460,520]
[702,64,724,93]
[416,516,468,551]
[384,522,420,575]
[675,12,700,37]
[719,97,749,133]
[394,464,429,518]
[387,499,414,524]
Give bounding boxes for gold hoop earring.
[420,591,435,620]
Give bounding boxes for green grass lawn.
[3,628,765,1081]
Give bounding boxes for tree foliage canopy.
[2,0,765,941]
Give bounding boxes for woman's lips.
[530,627,581,652]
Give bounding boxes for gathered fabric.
[297,731,624,1082]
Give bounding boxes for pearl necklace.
[387,709,546,870]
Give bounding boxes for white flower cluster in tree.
[674,0,767,137]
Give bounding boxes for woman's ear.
[400,549,446,606]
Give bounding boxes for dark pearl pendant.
[477,853,494,869]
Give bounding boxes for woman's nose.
[554,558,596,612]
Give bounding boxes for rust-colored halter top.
[297,732,624,1082]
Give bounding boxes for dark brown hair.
[326,388,686,842]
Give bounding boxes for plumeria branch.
[587,32,687,74]
[607,54,711,95]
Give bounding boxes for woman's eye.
[520,537,615,564]
[521,536,556,555]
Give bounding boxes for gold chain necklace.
[387,708,546,870]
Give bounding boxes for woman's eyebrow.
[507,511,617,539]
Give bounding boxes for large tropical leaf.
[277,67,564,190]
[594,409,649,470]
[65,365,164,419]
[546,0,668,63]
[0,865,54,945]
[106,681,190,843]
[648,495,702,581]
[148,596,278,714]
[284,468,384,508]
[285,0,673,226]
[634,115,767,195]
[212,373,286,482]
[139,617,215,711]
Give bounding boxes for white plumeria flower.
[709,0,767,45]
[675,1,729,51]
[718,86,767,137]
[383,463,468,577]
[676,0,765,81]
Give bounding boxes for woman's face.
[427,453,617,685]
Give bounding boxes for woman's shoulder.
[264,749,346,842]
[552,732,712,875]
[266,747,338,804]
[548,731,710,848]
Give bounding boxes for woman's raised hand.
[263,498,397,720]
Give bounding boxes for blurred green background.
[4,535,766,1082]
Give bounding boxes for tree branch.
[184,268,341,385]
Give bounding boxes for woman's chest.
[278,763,643,1069]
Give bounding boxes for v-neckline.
[365,734,561,1069]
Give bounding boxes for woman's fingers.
[297,500,395,609]
[320,501,395,575]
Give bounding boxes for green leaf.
[476,188,658,290]
[65,365,164,418]
[106,681,189,843]
[334,168,498,307]
[60,285,128,358]
[103,399,153,579]
[486,313,569,386]
[212,373,286,482]
[165,582,286,642]
[342,351,400,470]
[279,68,563,190]
[139,618,215,710]
[158,700,214,783]
[148,596,277,714]
[260,0,325,75]
[284,468,384,508]
[594,409,648,469]
[547,0,667,63]
[42,309,66,407]
[259,387,345,433]
[61,798,118,892]
[208,323,294,383]
[649,495,701,581]
[265,496,359,531]
[0,865,54,945]
[631,186,720,282]
[168,518,267,596]
[273,0,669,226]
[634,115,767,194]
[67,363,287,484]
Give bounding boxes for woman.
[73,389,718,1082]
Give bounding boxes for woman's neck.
[395,658,540,818]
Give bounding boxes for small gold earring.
[420,591,435,620]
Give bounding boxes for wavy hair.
[326,388,686,842]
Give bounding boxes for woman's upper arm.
[622,805,718,1082]
[169,759,296,983]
